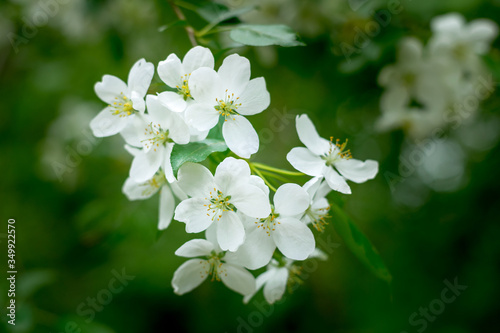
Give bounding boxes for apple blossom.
[90,58,154,137]
[287,114,378,194]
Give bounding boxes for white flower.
[428,13,498,71]
[124,94,190,183]
[301,177,331,232]
[172,232,256,296]
[90,59,154,137]
[157,46,215,113]
[174,157,271,251]
[185,54,271,158]
[243,249,327,304]
[233,183,315,270]
[122,166,187,230]
[378,37,450,116]
[287,114,378,194]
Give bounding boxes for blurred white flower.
[172,234,256,296]
[90,59,154,137]
[429,13,498,72]
[233,183,315,269]
[174,157,271,251]
[287,114,378,194]
[185,54,270,158]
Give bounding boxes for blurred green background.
[1,0,500,332]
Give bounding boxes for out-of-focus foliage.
[1,0,500,332]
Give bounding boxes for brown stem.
[168,0,198,46]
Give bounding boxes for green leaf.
[171,139,228,177]
[330,203,392,283]
[196,3,255,26]
[229,24,305,47]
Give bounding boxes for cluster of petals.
[376,13,498,139]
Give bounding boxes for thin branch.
[168,0,198,47]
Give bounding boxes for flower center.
[322,137,352,166]
[215,89,241,121]
[176,74,191,100]
[200,251,227,282]
[304,205,330,232]
[287,264,304,289]
[110,92,135,117]
[452,43,468,61]
[402,72,416,87]
[255,208,280,236]
[204,188,236,222]
[142,123,171,152]
[140,170,166,196]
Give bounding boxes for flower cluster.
[90,46,379,303]
[376,13,498,140]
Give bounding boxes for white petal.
[220,263,256,296]
[120,113,148,147]
[182,46,215,73]
[129,149,164,183]
[467,19,499,53]
[431,13,465,34]
[323,165,351,194]
[237,77,270,116]
[243,270,271,304]
[122,177,160,200]
[334,158,378,183]
[158,185,175,230]
[177,162,215,197]
[170,181,188,201]
[296,114,331,155]
[218,54,251,95]
[398,37,423,63]
[147,95,190,144]
[272,217,315,260]
[175,239,214,258]
[234,226,276,270]
[222,115,259,158]
[309,248,328,261]
[185,103,220,131]
[286,147,325,176]
[124,144,141,157]
[90,107,130,137]
[217,211,245,252]
[303,177,322,197]
[130,90,146,113]
[249,175,270,198]
[262,267,288,304]
[168,115,191,145]
[94,75,128,104]
[230,184,271,218]
[172,259,208,295]
[127,58,154,98]
[145,94,170,128]
[214,157,251,194]
[315,180,332,199]
[162,142,176,183]
[157,91,187,113]
[205,224,220,251]
[189,67,220,104]
[158,53,183,88]
[274,183,310,216]
[174,198,214,233]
